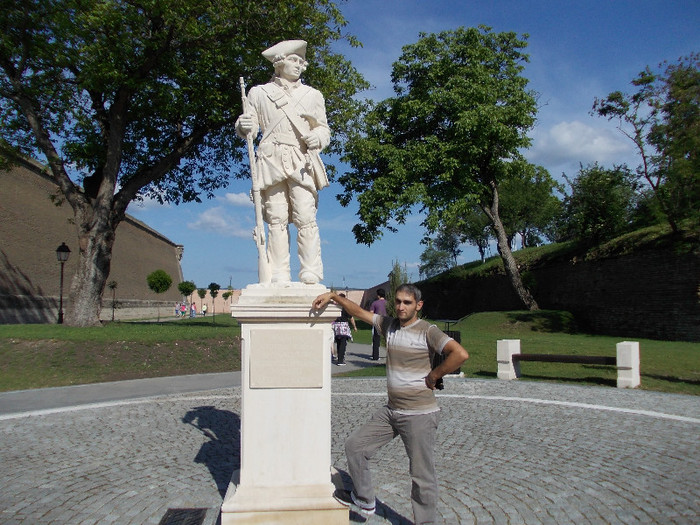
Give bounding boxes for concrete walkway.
[0,345,698,524]
[0,342,378,415]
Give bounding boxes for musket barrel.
[239,77,271,283]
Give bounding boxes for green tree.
[0,0,367,326]
[339,26,540,310]
[197,288,207,301]
[146,269,172,322]
[559,164,638,245]
[419,219,463,279]
[456,205,493,263]
[177,280,197,302]
[649,54,700,225]
[499,162,563,248]
[386,259,410,317]
[208,282,221,320]
[592,53,700,231]
[419,241,453,279]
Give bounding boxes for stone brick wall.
[420,248,700,342]
[1,158,186,323]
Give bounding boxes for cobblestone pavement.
[1,378,698,524]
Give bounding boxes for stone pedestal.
[221,284,347,524]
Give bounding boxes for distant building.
[1,157,185,323]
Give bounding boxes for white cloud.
[188,207,251,238]
[223,192,253,207]
[528,120,636,170]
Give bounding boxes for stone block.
[497,339,521,380]
[616,341,640,389]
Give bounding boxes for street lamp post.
[55,242,71,324]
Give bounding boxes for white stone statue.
[237,39,330,286]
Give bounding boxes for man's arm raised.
[312,292,374,325]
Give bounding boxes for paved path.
[0,353,698,524]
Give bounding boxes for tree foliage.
[0,0,367,325]
[386,259,410,317]
[208,282,221,298]
[146,268,172,322]
[339,26,540,309]
[177,280,197,300]
[147,269,173,295]
[208,281,220,319]
[498,162,563,248]
[419,241,454,280]
[559,164,639,246]
[419,219,463,279]
[592,53,700,231]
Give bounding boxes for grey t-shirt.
[373,315,452,414]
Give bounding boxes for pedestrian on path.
[332,292,357,366]
[313,283,469,523]
[369,288,387,360]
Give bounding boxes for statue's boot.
[268,222,292,284]
[297,221,323,284]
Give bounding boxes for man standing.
[312,284,469,524]
[236,39,330,285]
[369,288,387,360]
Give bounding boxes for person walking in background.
[369,288,387,360]
[332,292,357,366]
[312,284,469,523]
[190,302,196,318]
[201,304,207,316]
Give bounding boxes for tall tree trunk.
[64,206,119,326]
[483,183,539,311]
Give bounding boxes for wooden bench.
[497,339,640,388]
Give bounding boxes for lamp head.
[56,242,71,262]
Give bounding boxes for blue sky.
[127,0,699,291]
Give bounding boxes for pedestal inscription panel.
[249,328,324,388]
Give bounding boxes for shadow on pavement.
[182,405,241,497]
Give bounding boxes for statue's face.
[278,54,305,81]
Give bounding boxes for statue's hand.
[237,114,255,134]
[302,133,321,150]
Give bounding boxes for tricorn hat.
[262,40,307,62]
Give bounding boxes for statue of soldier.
[236,40,330,285]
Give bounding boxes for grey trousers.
[345,405,440,525]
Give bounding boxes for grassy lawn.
[0,315,241,392]
[341,311,700,396]
[0,311,698,395]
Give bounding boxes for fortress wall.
[420,248,700,342]
[1,159,186,323]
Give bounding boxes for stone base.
[221,508,347,525]
[220,470,347,524]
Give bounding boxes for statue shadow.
[182,405,241,497]
[334,468,412,524]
